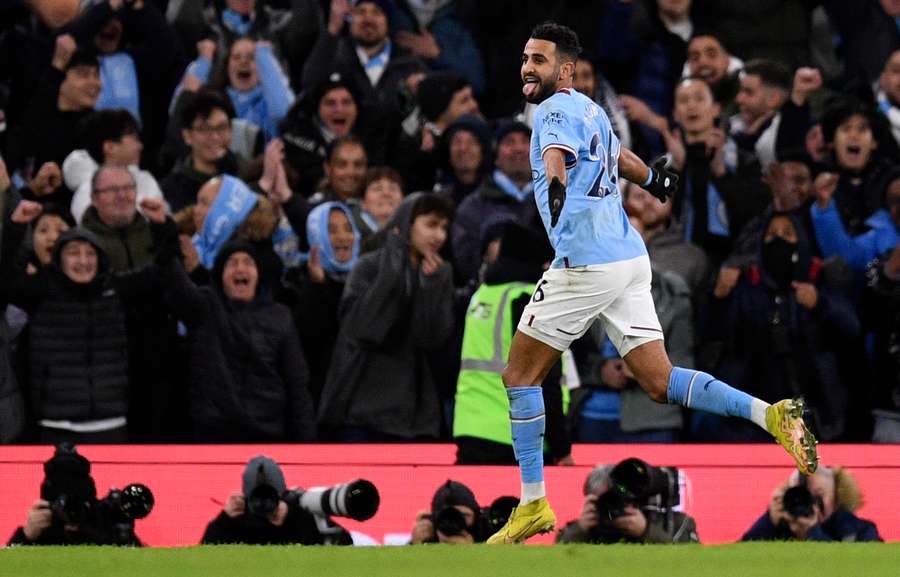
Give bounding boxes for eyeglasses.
[94,184,137,195]
[191,123,231,136]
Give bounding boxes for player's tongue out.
[523,79,539,97]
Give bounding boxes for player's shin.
[508,386,546,504]
[666,367,769,429]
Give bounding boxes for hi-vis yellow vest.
[453,282,569,445]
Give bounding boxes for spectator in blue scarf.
[173,37,295,143]
[176,175,281,288]
[283,201,361,403]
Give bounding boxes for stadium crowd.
[2,0,900,455]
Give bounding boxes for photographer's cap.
[242,456,286,497]
[431,480,479,517]
[41,442,97,503]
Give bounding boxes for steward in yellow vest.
[452,222,570,464]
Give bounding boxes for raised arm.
[618,147,679,203]
[618,147,651,185]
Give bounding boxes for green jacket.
[81,207,154,273]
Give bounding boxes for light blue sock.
[667,366,754,419]
[508,386,545,502]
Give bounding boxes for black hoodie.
[163,239,316,442]
[2,228,137,423]
[318,193,455,439]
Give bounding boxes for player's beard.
[524,71,560,104]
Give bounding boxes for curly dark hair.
[530,21,581,63]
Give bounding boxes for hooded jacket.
[318,193,454,439]
[1,228,145,423]
[282,202,362,403]
[433,115,493,205]
[702,212,860,441]
[162,239,316,442]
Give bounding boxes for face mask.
[762,237,798,289]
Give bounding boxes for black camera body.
[782,475,824,520]
[594,458,681,525]
[40,443,153,545]
[431,496,517,542]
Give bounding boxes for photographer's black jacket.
[8,522,143,547]
[201,505,352,546]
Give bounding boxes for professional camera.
[594,458,680,524]
[41,442,97,526]
[431,495,517,542]
[295,479,381,521]
[246,478,380,522]
[485,496,519,535]
[782,477,823,519]
[39,443,153,545]
[433,506,469,538]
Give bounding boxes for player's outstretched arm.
[618,147,679,203]
[619,147,650,185]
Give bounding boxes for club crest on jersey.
[584,103,601,120]
[544,111,565,125]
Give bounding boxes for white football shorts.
[517,254,663,356]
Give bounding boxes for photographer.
[741,467,883,542]
[202,455,379,545]
[8,443,152,546]
[410,480,498,544]
[557,460,699,544]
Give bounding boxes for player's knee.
[646,382,669,404]
[641,376,669,403]
[501,367,518,389]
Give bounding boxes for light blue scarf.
[493,169,533,202]
[96,53,141,124]
[364,40,392,71]
[272,215,306,268]
[222,8,253,36]
[192,176,259,269]
[306,202,360,274]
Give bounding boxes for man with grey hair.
[556,462,699,544]
[81,164,155,272]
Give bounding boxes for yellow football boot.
[766,398,819,475]
[486,496,556,544]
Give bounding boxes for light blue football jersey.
[531,88,647,268]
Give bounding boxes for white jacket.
[62,150,167,224]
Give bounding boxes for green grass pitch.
[2,542,896,577]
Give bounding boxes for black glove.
[548,177,565,228]
[645,155,679,203]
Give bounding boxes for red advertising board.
[1,444,898,545]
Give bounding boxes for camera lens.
[340,479,380,521]
[299,479,380,521]
[782,486,816,518]
[118,484,155,520]
[247,484,280,519]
